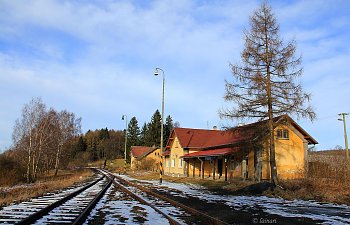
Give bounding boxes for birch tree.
[32,109,55,179]
[220,3,315,185]
[12,97,46,183]
[54,110,81,176]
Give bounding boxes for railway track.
[102,170,230,225]
[0,169,230,224]
[0,172,111,225]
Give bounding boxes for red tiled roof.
[131,146,156,158]
[163,150,170,156]
[172,127,249,149]
[168,115,317,151]
[182,147,239,158]
[165,115,317,157]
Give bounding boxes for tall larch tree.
[220,2,315,185]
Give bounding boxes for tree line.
[0,98,178,184]
[72,110,178,164]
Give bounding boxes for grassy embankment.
[0,159,126,207]
[0,169,93,206]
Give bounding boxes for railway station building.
[163,115,317,181]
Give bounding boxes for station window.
[229,159,235,170]
[178,159,183,168]
[171,159,175,167]
[167,159,170,167]
[277,129,289,139]
[235,161,241,171]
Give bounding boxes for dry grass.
[264,177,350,205]
[266,151,350,205]
[0,169,94,207]
[90,159,126,172]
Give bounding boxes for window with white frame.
[171,159,175,167]
[178,159,183,168]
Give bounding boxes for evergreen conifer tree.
[127,117,141,147]
[164,115,174,147]
[148,110,162,147]
[139,122,148,146]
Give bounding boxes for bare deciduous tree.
[54,110,81,176]
[220,3,315,185]
[12,97,46,183]
[12,98,82,181]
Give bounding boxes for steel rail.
[72,176,113,225]
[17,175,104,225]
[108,172,230,225]
[111,177,181,225]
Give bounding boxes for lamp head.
[154,68,159,76]
[122,115,125,120]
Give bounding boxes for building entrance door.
[217,158,223,177]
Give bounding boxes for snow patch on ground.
[122,175,350,225]
[85,184,170,225]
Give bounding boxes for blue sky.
[0,0,350,152]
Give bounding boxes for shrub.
[139,158,158,171]
[68,151,91,168]
[0,154,26,186]
[308,151,349,181]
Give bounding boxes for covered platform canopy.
[181,147,239,158]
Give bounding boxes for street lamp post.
[154,67,165,184]
[122,115,128,174]
[338,113,349,161]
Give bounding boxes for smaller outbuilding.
[130,146,160,171]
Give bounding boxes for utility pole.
[154,67,165,184]
[122,115,128,174]
[338,113,349,161]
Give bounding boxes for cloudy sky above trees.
[1,0,349,151]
